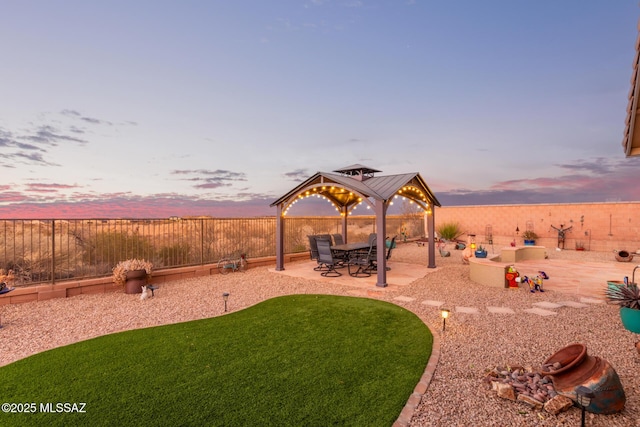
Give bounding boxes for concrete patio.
[271,245,638,300]
[270,260,438,292]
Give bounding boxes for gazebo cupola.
[333,164,381,182]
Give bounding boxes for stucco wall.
[431,202,640,253]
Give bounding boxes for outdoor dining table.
[330,241,374,256]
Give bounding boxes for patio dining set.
[307,233,396,278]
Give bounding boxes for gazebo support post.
[427,203,436,268]
[341,206,348,243]
[275,204,285,271]
[374,200,388,287]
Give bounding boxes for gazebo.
[270,164,442,287]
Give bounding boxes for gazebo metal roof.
[270,165,441,287]
[623,19,640,157]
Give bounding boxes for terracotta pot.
[541,343,625,414]
[615,250,634,262]
[124,269,147,294]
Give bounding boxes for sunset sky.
[2,1,640,219]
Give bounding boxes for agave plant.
[605,283,640,310]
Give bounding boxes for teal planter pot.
[620,307,640,333]
[524,239,535,246]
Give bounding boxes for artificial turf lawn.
[0,294,433,426]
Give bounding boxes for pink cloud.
[25,183,81,191]
[0,195,275,219]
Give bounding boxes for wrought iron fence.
[0,215,424,286]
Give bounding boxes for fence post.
[200,218,204,265]
[51,220,56,284]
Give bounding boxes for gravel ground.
[1,244,638,426]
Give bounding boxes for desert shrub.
[292,244,307,253]
[158,243,192,267]
[84,231,154,266]
[437,222,463,241]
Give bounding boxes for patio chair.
[316,233,333,244]
[386,235,396,262]
[370,235,396,272]
[348,239,376,277]
[332,233,344,245]
[316,239,342,277]
[368,233,377,246]
[308,235,332,271]
[308,235,319,259]
[308,235,322,271]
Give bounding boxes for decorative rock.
[496,382,516,401]
[543,395,573,415]
[517,394,544,409]
[533,392,546,402]
[512,381,526,390]
[486,364,560,411]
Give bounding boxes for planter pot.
[619,307,640,334]
[124,269,147,294]
[523,239,535,246]
[474,250,487,258]
[541,343,625,414]
[615,250,634,262]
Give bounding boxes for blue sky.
[1,0,639,218]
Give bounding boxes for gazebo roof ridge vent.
[333,164,381,181]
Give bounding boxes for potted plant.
[474,245,488,258]
[605,270,640,333]
[521,230,538,246]
[113,258,153,294]
[575,241,585,251]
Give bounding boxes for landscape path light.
[576,385,594,427]
[441,308,450,332]
[222,292,230,312]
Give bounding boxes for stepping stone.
[455,306,480,314]
[394,296,415,302]
[523,308,557,316]
[487,306,515,314]
[559,301,589,308]
[533,302,564,309]
[421,300,444,307]
[580,297,605,304]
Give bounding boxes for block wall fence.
[431,202,640,253]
